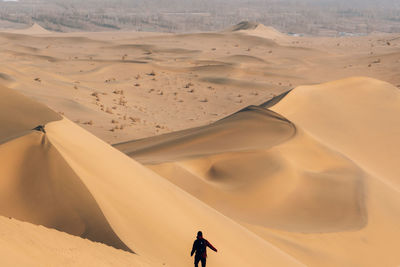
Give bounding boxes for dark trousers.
[194,255,206,267]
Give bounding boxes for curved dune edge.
[0,216,153,267]
[45,118,303,267]
[115,106,296,164]
[271,76,400,189]
[0,131,132,252]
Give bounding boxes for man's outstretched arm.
[206,240,218,252]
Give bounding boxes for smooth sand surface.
[0,216,153,267]
[272,77,400,189]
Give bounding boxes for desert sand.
[0,22,400,266]
[1,22,399,144]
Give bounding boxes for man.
[190,231,218,267]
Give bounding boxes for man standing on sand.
[190,231,218,267]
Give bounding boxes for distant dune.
[5,23,50,35]
[228,21,287,41]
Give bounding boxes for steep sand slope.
[272,77,400,189]
[45,118,302,267]
[115,77,400,266]
[0,216,153,267]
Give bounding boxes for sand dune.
[228,21,287,42]
[0,84,302,266]
[229,21,285,39]
[0,132,131,252]
[272,77,400,189]
[116,77,400,266]
[114,102,367,234]
[45,117,302,266]
[0,216,154,267]
[116,106,295,163]
[1,22,400,266]
[6,23,50,35]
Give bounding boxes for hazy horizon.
[0,0,399,35]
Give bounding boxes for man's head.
[197,231,203,238]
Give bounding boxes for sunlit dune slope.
[115,77,400,266]
[272,77,400,189]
